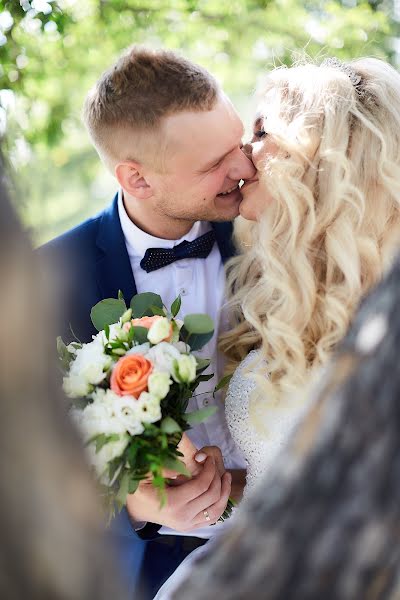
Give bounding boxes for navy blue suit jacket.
[39,193,235,592]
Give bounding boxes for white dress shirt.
[118,191,245,538]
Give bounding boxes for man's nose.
[229,146,256,180]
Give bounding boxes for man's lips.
[217,184,239,197]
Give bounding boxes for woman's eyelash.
[254,129,267,138]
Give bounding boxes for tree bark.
[174,256,400,600]
[0,156,127,600]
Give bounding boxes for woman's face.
[239,116,278,221]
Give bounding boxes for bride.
[155,56,400,598]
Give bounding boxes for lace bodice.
[225,350,310,495]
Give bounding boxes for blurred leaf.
[183,406,218,425]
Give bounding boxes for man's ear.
[114,161,154,200]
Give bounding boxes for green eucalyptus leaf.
[214,373,233,395]
[161,417,182,434]
[162,456,190,477]
[179,326,214,351]
[90,298,127,332]
[196,373,214,383]
[184,313,214,334]
[195,357,211,374]
[116,471,130,509]
[183,406,217,425]
[130,292,163,318]
[132,326,149,344]
[150,305,166,316]
[171,295,182,318]
[128,478,139,494]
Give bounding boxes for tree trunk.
[174,256,400,600]
[0,156,127,600]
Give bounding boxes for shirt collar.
[117,189,211,259]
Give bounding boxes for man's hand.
[126,456,231,532]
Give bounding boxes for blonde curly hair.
[220,57,400,405]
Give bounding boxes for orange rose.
[131,315,173,342]
[110,354,153,398]
[131,316,161,329]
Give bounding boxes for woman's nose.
[241,143,253,160]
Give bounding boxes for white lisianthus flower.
[147,317,172,344]
[68,338,112,390]
[126,342,150,356]
[71,395,126,442]
[96,322,124,344]
[173,341,191,354]
[86,433,130,485]
[146,342,181,374]
[63,374,90,398]
[172,354,197,383]
[112,395,145,436]
[136,392,162,424]
[148,372,171,400]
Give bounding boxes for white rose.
[147,317,172,344]
[172,354,197,383]
[86,433,130,485]
[136,392,162,424]
[146,342,181,374]
[148,372,172,400]
[63,373,90,398]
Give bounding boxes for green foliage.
[130,292,164,317]
[0,0,397,242]
[183,405,218,425]
[171,295,182,318]
[90,298,127,331]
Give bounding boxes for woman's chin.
[238,199,257,221]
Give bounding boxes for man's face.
[146,95,256,223]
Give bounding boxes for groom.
[40,46,255,598]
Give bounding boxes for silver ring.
[203,509,211,522]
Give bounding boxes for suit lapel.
[95,194,137,303]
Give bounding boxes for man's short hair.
[83,46,219,170]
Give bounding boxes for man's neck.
[122,193,195,240]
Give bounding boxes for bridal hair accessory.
[203,509,211,522]
[321,57,363,94]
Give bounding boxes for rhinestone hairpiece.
[321,57,362,90]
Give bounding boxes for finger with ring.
[203,509,211,522]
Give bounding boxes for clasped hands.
[126,433,232,532]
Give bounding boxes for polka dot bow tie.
[140,230,216,273]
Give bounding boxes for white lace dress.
[154,350,311,599]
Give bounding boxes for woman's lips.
[241,178,259,189]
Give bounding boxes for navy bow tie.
[140,230,216,273]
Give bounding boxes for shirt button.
[203,398,210,406]
[180,288,188,296]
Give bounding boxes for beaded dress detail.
[225,349,310,495]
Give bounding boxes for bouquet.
[58,291,234,519]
